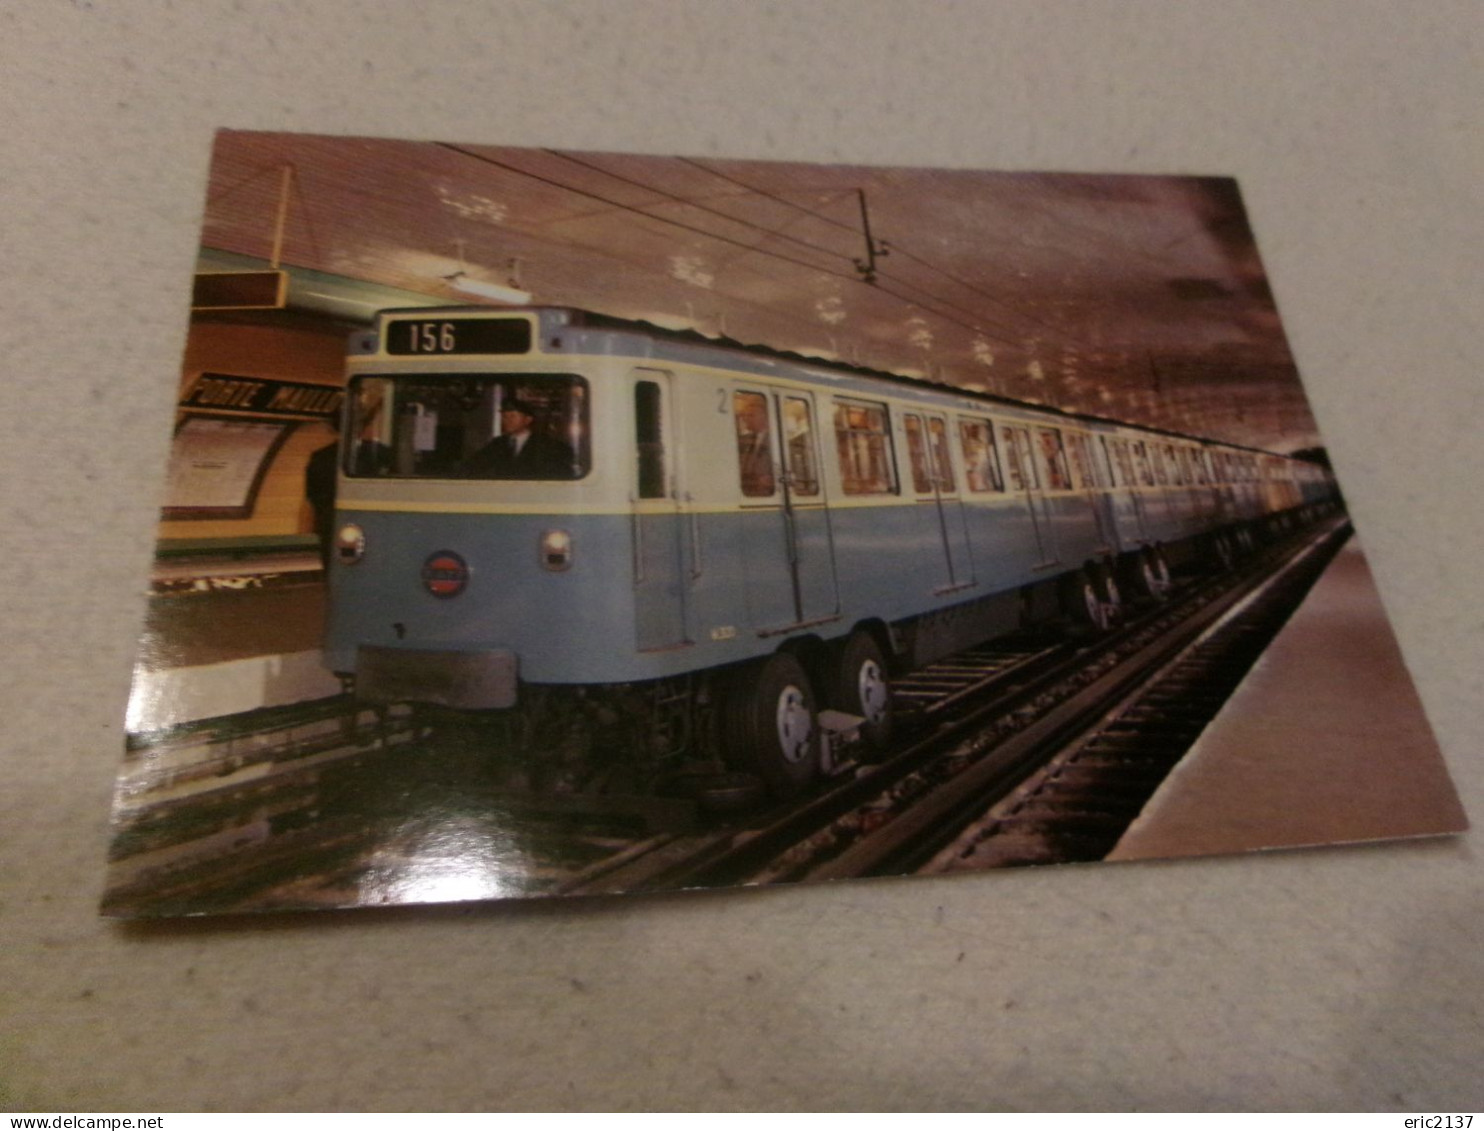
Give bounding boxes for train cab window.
[833,399,896,495]
[634,380,667,499]
[733,390,776,497]
[958,417,1004,493]
[1036,428,1071,490]
[345,374,589,480]
[781,396,820,497]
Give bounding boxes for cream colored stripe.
[339,494,1072,516]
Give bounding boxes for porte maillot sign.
[180,372,345,419]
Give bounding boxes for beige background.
[2,0,1480,1111]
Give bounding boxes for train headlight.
[539,529,573,572]
[335,523,366,565]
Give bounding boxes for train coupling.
[818,708,865,776]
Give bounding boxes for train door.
[1102,436,1150,546]
[903,411,975,592]
[632,371,689,652]
[1066,430,1115,554]
[1129,440,1168,531]
[1001,423,1057,566]
[733,387,840,631]
[777,391,841,621]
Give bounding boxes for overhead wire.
[677,155,1068,338]
[442,144,1269,414]
[444,143,1030,349]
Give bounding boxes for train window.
[903,415,933,494]
[1130,442,1154,487]
[733,390,776,497]
[999,426,1025,490]
[1106,438,1134,488]
[903,413,955,494]
[833,400,896,494]
[928,416,956,493]
[634,380,666,499]
[1000,426,1038,490]
[958,417,1003,493]
[1036,428,1071,490]
[781,396,820,497]
[1150,445,1170,486]
[1099,438,1121,487]
[344,374,589,480]
[1065,432,1096,489]
[1174,446,1193,486]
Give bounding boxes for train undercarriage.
[381,504,1338,813]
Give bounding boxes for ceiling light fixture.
[447,275,533,305]
[443,241,532,305]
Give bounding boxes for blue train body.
[323,308,1335,794]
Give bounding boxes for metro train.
[322,307,1337,797]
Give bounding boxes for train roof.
[370,305,1321,465]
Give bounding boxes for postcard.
[101,130,1467,917]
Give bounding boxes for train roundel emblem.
[421,550,470,598]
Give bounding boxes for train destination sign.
[384,317,533,356]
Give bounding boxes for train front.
[322,308,633,710]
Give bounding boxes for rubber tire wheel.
[1120,551,1160,604]
[833,632,894,756]
[1062,569,1111,634]
[1096,565,1122,626]
[1142,546,1173,600]
[724,651,820,798]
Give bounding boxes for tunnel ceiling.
[201,130,1321,453]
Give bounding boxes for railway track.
[103,519,1348,916]
[563,517,1350,894]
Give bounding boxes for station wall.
[157,317,348,545]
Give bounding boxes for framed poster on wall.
[161,414,293,520]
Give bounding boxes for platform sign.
[180,373,345,419]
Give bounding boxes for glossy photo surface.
[101,132,1467,918]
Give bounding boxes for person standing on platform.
[304,439,339,571]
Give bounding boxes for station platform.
[127,579,338,733]
[1108,540,1468,862]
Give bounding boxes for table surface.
[1,1,1480,1112]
